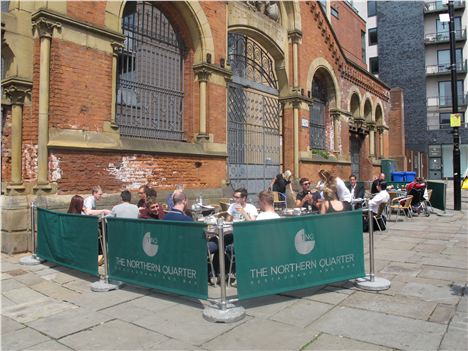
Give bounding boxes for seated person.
[371,173,386,194]
[67,195,85,214]
[110,190,139,219]
[368,180,390,215]
[166,184,184,210]
[256,191,280,220]
[139,196,164,220]
[83,186,111,216]
[319,187,351,214]
[227,188,258,221]
[347,174,365,209]
[137,185,150,209]
[163,192,193,222]
[295,178,320,211]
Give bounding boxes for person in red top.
[406,177,426,192]
[139,196,165,219]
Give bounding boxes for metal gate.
[350,133,363,179]
[227,33,281,196]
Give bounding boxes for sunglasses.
[303,182,310,186]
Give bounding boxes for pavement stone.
[269,299,334,328]
[429,303,457,324]
[59,319,169,350]
[24,340,73,350]
[2,316,25,335]
[2,297,77,323]
[14,272,46,286]
[311,306,446,350]
[238,294,298,319]
[306,288,350,305]
[2,278,27,292]
[3,287,47,304]
[399,282,462,304]
[417,266,468,282]
[303,332,394,350]
[380,262,421,277]
[439,326,468,351]
[1,327,51,351]
[30,281,80,301]
[26,308,113,339]
[66,288,144,311]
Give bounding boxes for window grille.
[310,77,327,150]
[116,1,186,140]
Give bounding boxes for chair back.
[219,202,229,212]
[376,202,388,217]
[272,191,282,202]
[427,189,433,201]
[401,195,413,209]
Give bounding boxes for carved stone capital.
[367,121,376,131]
[111,41,124,56]
[330,109,341,121]
[288,29,303,44]
[2,78,32,105]
[32,17,61,39]
[193,63,232,82]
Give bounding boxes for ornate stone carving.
[3,81,31,105]
[111,41,124,56]
[32,17,61,39]
[244,1,280,22]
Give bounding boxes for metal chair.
[373,202,389,232]
[272,191,286,209]
[219,202,230,212]
[389,195,413,221]
[422,189,433,216]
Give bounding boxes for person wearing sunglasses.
[295,177,319,211]
[226,188,258,222]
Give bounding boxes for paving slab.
[373,248,416,262]
[442,246,468,256]
[14,272,46,286]
[439,326,468,351]
[238,294,297,319]
[24,340,73,350]
[2,287,47,304]
[26,308,113,339]
[156,338,205,350]
[203,318,319,350]
[374,239,416,250]
[1,261,23,273]
[2,316,25,335]
[342,291,437,320]
[67,288,143,311]
[30,281,80,301]
[2,278,27,292]
[1,327,51,351]
[399,282,462,304]
[306,289,350,305]
[59,319,169,350]
[380,262,421,277]
[311,306,446,350]
[418,266,468,282]
[2,297,77,323]
[269,299,334,328]
[414,243,446,253]
[429,303,456,324]
[2,296,16,309]
[133,303,246,346]
[303,332,394,350]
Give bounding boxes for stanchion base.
[355,275,391,291]
[90,279,123,292]
[203,302,246,323]
[19,255,45,266]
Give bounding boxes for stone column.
[4,81,31,191]
[32,18,60,190]
[288,30,302,91]
[377,127,385,158]
[110,42,124,129]
[368,123,376,157]
[293,100,300,178]
[331,111,341,152]
[194,66,211,141]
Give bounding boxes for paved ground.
[2,184,467,350]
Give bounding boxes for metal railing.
[424,28,466,43]
[424,1,465,13]
[426,60,467,75]
[426,94,467,108]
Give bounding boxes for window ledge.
[299,151,351,164]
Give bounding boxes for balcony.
[424,29,467,45]
[427,94,467,109]
[426,60,467,75]
[424,1,465,14]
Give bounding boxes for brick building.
[1,1,405,253]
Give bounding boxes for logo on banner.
[294,229,315,255]
[142,232,159,257]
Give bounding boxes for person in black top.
[295,177,320,211]
[269,170,294,200]
[371,173,386,194]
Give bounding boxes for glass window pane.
[367,0,376,17]
[368,28,378,46]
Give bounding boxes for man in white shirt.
[83,186,111,216]
[256,191,280,220]
[368,181,390,214]
[227,188,258,221]
[110,190,139,219]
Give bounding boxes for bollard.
[20,202,45,265]
[203,217,245,323]
[355,201,391,291]
[91,216,122,292]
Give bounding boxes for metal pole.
[368,206,375,282]
[448,0,461,211]
[31,202,36,256]
[100,217,109,283]
[217,217,227,311]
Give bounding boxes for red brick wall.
[67,1,106,27]
[49,149,227,194]
[330,1,367,69]
[299,162,352,182]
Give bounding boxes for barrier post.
[20,202,45,265]
[203,217,245,323]
[91,216,122,292]
[355,202,391,290]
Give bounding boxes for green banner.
[234,211,365,300]
[106,218,208,300]
[427,181,446,211]
[37,208,99,276]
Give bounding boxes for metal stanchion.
[203,217,245,323]
[355,202,391,291]
[91,216,122,292]
[20,202,45,265]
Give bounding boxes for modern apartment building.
[354,0,468,179]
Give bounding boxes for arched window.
[116,1,186,140]
[310,76,327,150]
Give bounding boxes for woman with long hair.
[319,187,351,214]
[67,195,85,214]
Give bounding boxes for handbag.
[462,178,468,190]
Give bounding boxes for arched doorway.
[227,33,281,196]
[350,93,363,179]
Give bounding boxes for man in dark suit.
[348,175,365,208]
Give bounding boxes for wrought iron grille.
[310,77,327,150]
[116,1,186,140]
[228,33,278,90]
